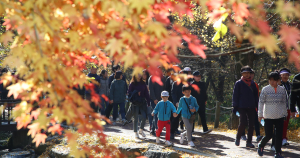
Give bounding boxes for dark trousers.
[86,94,98,113]
[259,118,284,155]
[105,103,113,119]
[150,100,158,133]
[192,105,208,132]
[170,112,181,134]
[241,112,260,136]
[236,108,256,144]
[113,102,125,121]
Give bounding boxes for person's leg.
[112,103,119,121]
[133,106,138,132]
[236,108,247,140]
[171,112,181,134]
[100,98,106,115]
[165,120,171,141]
[139,106,147,130]
[259,119,274,148]
[274,118,284,155]
[105,103,113,119]
[198,106,208,132]
[180,120,184,130]
[182,117,192,142]
[151,100,157,133]
[282,110,290,140]
[119,102,126,120]
[156,120,165,137]
[148,100,154,131]
[254,112,260,136]
[246,108,255,144]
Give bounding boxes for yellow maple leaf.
[132,67,144,77]
[0,31,14,46]
[105,38,124,57]
[276,1,295,20]
[253,34,280,57]
[105,19,122,35]
[145,22,168,39]
[121,50,135,69]
[128,0,154,14]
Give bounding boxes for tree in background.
[0,0,299,157]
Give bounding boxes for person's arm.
[282,88,288,117]
[171,82,178,105]
[232,81,240,113]
[122,74,128,93]
[202,83,208,102]
[109,81,114,102]
[171,103,178,117]
[258,87,266,119]
[176,98,183,114]
[148,76,156,101]
[290,75,299,113]
[152,102,160,115]
[108,75,113,89]
[193,97,199,112]
[165,77,171,93]
[143,84,151,106]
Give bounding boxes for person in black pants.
[257,71,287,158]
[232,66,259,148]
[191,71,212,134]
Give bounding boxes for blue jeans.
[100,97,109,115]
[113,102,125,121]
[150,100,158,133]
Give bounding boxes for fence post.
[214,101,221,128]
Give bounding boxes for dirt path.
[103,121,300,158]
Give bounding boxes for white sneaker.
[271,146,275,151]
[165,140,173,146]
[282,139,289,146]
[135,132,139,139]
[180,133,185,144]
[139,129,146,137]
[156,137,160,144]
[189,141,195,147]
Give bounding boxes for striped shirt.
[258,85,287,119]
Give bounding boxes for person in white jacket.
[257,71,287,158]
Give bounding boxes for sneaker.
[180,133,185,144]
[135,132,139,139]
[150,131,156,137]
[275,153,284,158]
[170,133,175,140]
[241,135,247,141]
[165,140,173,146]
[156,137,160,144]
[235,139,240,146]
[282,139,289,146]
[257,146,264,156]
[188,141,195,147]
[271,146,275,151]
[203,129,213,134]
[246,143,255,148]
[256,135,263,142]
[139,129,146,137]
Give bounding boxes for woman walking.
[257,71,287,158]
[128,74,151,139]
[232,66,259,148]
[109,71,127,125]
[99,70,110,115]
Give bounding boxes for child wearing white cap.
[152,91,178,146]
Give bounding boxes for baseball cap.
[161,91,169,97]
[183,67,192,72]
[193,71,201,76]
[240,66,252,73]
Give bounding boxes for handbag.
[184,98,196,123]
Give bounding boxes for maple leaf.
[257,20,271,36]
[145,22,168,39]
[228,22,242,42]
[206,0,223,11]
[128,0,154,14]
[232,3,249,25]
[163,35,182,53]
[33,133,47,147]
[278,25,300,51]
[191,84,200,94]
[188,43,207,59]
[289,50,300,69]
[48,124,63,135]
[276,1,295,20]
[27,123,40,138]
[105,38,124,57]
[253,34,280,57]
[15,113,31,129]
[0,31,14,45]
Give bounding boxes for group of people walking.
[233,66,299,158]
[85,64,299,157]
[86,65,212,147]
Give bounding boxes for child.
[152,91,178,146]
[177,85,199,147]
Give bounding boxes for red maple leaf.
[278,25,300,51]
[33,133,47,147]
[48,124,63,135]
[289,50,300,69]
[232,3,249,25]
[257,20,271,35]
[188,43,207,59]
[27,123,40,138]
[206,0,223,11]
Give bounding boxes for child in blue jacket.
[177,85,199,147]
[152,91,178,146]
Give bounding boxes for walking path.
[104,121,300,158]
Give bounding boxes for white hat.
[183,67,192,72]
[161,91,169,97]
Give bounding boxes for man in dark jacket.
[148,74,166,136]
[191,71,212,134]
[232,66,258,148]
[85,66,100,112]
[290,72,300,118]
